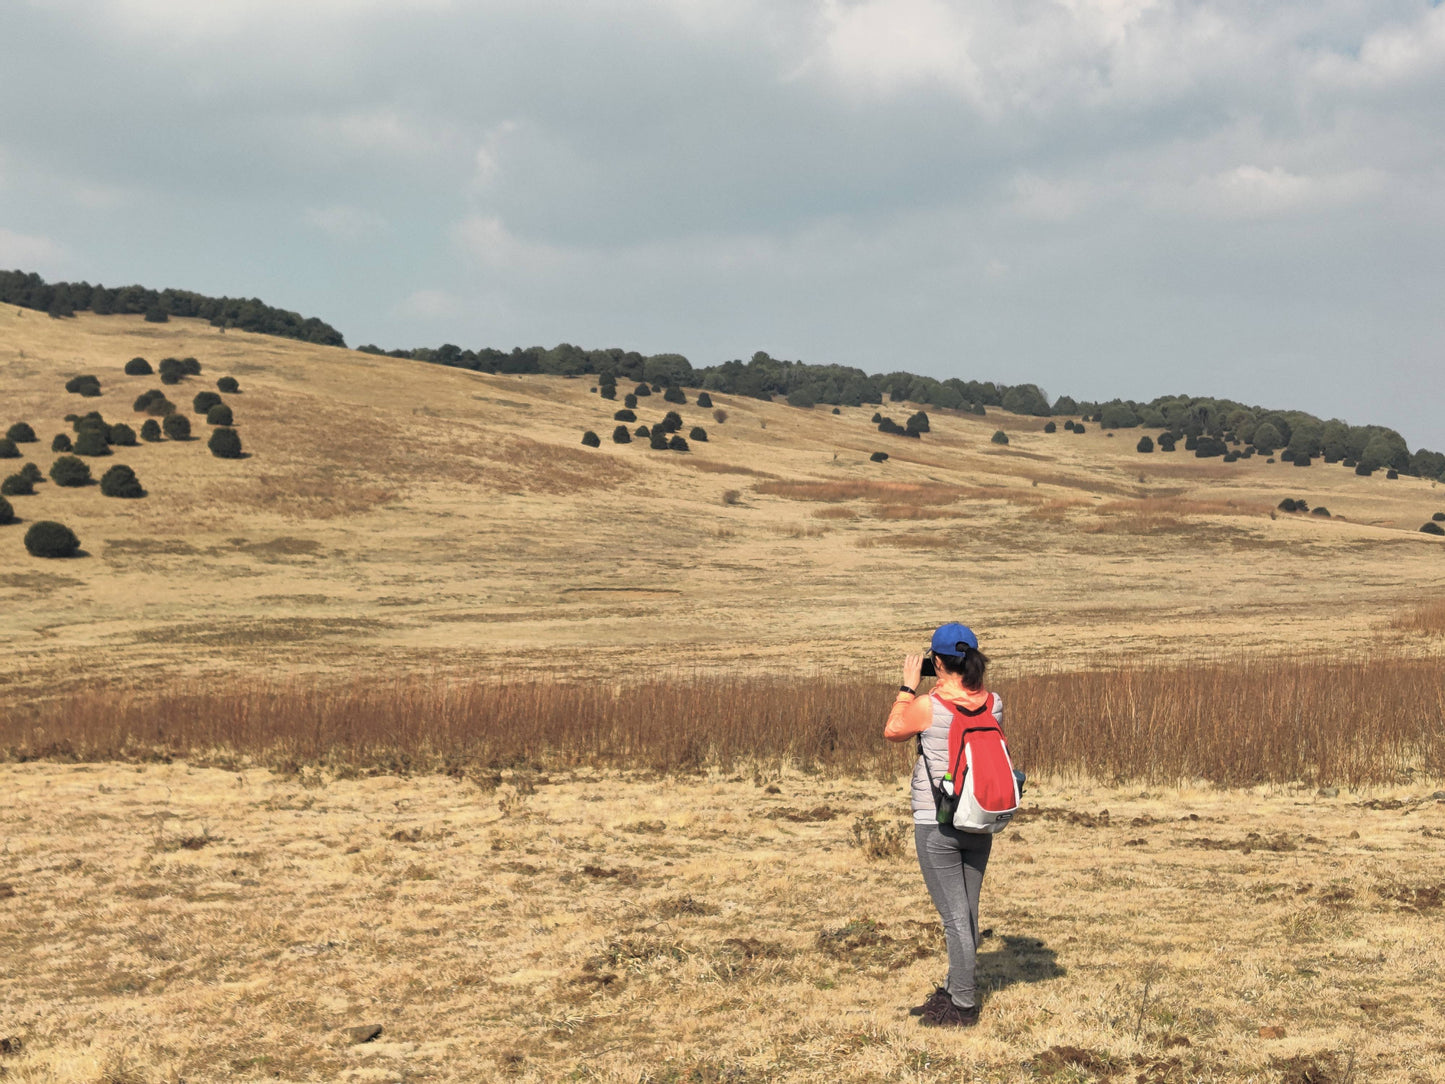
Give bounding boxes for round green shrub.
[193,391,223,415]
[65,375,101,396]
[217,376,240,394]
[633,383,652,398]
[1156,433,1175,451]
[635,425,650,438]
[871,412,883,423]
[1311,507,1330,517]
[0,439,18,459]
[696,392,713,408]
[613,409,636,422]
[660,411,683,434]
[663,385,687,404]
[624,394,638,409]
[21,462,43,484]
[73,411,106,434]
[1386,469,1399,480]
[124,357,153,376]
[600,385,616,401]
[668,435,689,452]
[612,426,632,444]
[0,495,12,525]
[1278,499,1299,512]
[1354,463,1371,475]
[832,407,841,415]
[1043,421,1056,433]
[146,396,176,417]
[1,473,33,496]
[1074,423,1086,434]
[25,520,80,558]
[906,411,930,434]
[158,358,185,384]
[1342,458,1357,468]
[206,404,234,426]
[163,414,192,441]
[100,464,146,498]
[649,430,669,450]
[1421,522,1445,536]
[51,433,72,452]
[1293,455,1311,467]
[990,430,1009,445]
[207,426,243,458]
[1063,420,1076,431]
[73,429,112,457]
[63,414,78,424]
[6,423,36,443]
[1433,512,1445,522]
[134,390,158,412]
[181,357,202,376]
[1136,435,1154,453]
[870,451,889,462]
[581,430,601,447]
[140,419,162,442]
[49,459,91,488]
[108,424,137,447]
[689,426,708,442]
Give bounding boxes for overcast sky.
[3,1,1443,447]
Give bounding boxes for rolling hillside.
[2,303,1442,699]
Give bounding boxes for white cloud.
[304,204,388,242]
[452,215,569,275]
[1184,165,1385,220]
[397,289,460,319]
[0,227,67,268]
[805,0,983,99]
[472,120,521,188]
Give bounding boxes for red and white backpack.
[933,693,1021,834]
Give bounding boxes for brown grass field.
[4,305,1445,1082]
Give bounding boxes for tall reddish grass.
[4,657,1441,785]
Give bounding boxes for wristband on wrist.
[899,685,916,695]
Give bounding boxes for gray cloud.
[4,0,1443,446]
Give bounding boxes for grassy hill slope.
[2,303,1442,698]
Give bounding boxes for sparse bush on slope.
[1137,435,1154,453]
[50,456,92,487]
[6,423,36,443]
[0,439,18,459]
[51,433,72,452]
[663,385,686,404]
[1043,421,1056,433]
[696,392,713,408]
[689,426,708,442]
[668,435,689,452]
[612,426,632,444]
[25,521,81,558]
[140,419,162,442]
[581,430,601,447]
[65,375,101,397]
[206,404,234,426]
[217,376,240,393]
[72,429,111,457]
[207,426,243,458]
[870,451,888,462]
[163,414,192,441]
[1,473,34,497]
[124,357,152,375]
[107,423,137,447]
[0,495,12,525]
[991,430,1009,445]
[193,391,222,415]
[100,464,146,498]
[614,409,636,422]
[1421,522,1445,536]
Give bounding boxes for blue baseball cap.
[930,622,978,655]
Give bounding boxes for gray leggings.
[915,823,992,1008]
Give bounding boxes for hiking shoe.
[908,986,950,1017]
[920,1000,980,1028]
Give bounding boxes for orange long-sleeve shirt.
[883,674,991,742]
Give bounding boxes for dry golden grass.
[5,303,1445,691]
[2,761,1443,1083]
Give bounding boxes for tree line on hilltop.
[364,340,1445,480]
[0,270,346,347]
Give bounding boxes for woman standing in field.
[884,621,996,1029]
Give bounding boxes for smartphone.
[920,652,936,678]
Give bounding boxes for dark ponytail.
[934,646,988,690]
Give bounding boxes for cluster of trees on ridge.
[4,267,1436,481]
[0,270,345,347]
[364,341,1444,480]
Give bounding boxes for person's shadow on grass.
[976,932,1066,998]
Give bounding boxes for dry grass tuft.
[8,656,1443,786]
[1392,598,1445,635]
